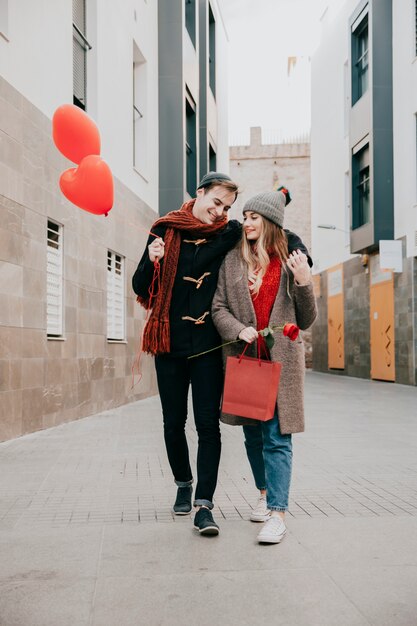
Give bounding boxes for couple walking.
[132,172,317,544]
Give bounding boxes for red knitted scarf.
[138,199,227,355]
[251,256,281,357]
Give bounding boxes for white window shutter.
[47,221,63,336]
[107,251,125,340]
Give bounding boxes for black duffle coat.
[132,221,312,358]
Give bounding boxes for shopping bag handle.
[238,342,249,363]
[238,335,262,366]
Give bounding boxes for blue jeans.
[243,412,292,511]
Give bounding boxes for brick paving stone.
[1,373,417,530]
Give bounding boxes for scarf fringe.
[136,294,150,310]
[141,318,170,355]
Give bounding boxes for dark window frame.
[185,93,197,197]
[185,0,196,48]
[208,3,216,98]
[351,12,369,105]
[209,143,216,171]
[73,0,91,110]
[352,144,370,229]
[415,0,417,56]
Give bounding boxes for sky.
[218,0,332,144]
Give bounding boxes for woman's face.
[243,211,263,241]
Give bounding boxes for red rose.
[283,323,299,341]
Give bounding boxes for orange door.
[327,265,345,369]
[370,257,395,381]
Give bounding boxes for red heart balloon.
[53,104,101,164]
[59,155,114,216]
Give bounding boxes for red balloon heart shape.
[59,155,114,216]
[53,104,101,164]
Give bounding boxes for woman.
[211,190,317,544]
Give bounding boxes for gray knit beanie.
[242,190,286,228]
[197,171,233,189]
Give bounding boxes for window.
[73,0,91,110]
[351,12,368,105]
[343,61,350,137]
[185,0,196,47]
[107,251,125,341]
[352,144,370,229]
[133,43,147,174]
[344,172,351,247]
[415,114,417,201]
[415,0,417,56]
[186,93,197,197]
[0,0,9,41]
[208,4,216,97]
[209,143,216,171]
[47,221,64,337]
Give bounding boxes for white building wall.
[314,0,417,265]
[0,0,73,114]
[0,0,159,211]
[96,1,158,210]
[311,1,359,273]
[281,56,312,140]
[183,11,200,193]
[208,0,229,173]
[183,23,199,99]
[393,0,417,257]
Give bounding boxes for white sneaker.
[250,495,271,522]
[257,516,287,544]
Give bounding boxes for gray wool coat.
[211,248,317,434]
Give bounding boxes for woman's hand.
[148,237,165,262]
[238,326,258,343]
[286,249,311,286]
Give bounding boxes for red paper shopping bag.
[221,355,282,422]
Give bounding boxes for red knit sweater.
[251,256,281,357]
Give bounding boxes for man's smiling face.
[192,185,236,225]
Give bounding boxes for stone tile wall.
[311,273,328,373]
[414,258,417,385]
[230,128,311,255]
[312,247,416,386]
[394,239,416,385]
[0,76,158,442]
[344,257,371,379]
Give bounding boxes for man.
[132,172,311,536]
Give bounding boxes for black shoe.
[172,486,192,515]
[194,507,219,535]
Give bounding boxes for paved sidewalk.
[1,371,417,625]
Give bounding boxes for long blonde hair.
[240,214,288,296]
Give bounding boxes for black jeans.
[155,351,223,509]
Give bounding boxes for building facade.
[230,126,313,365]
[311,0,417,385]
[0,0,229,441]
[159,0,229,214]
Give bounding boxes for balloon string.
[130,318,147,390]
[108,207,160,241]
[148,259,161,305]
